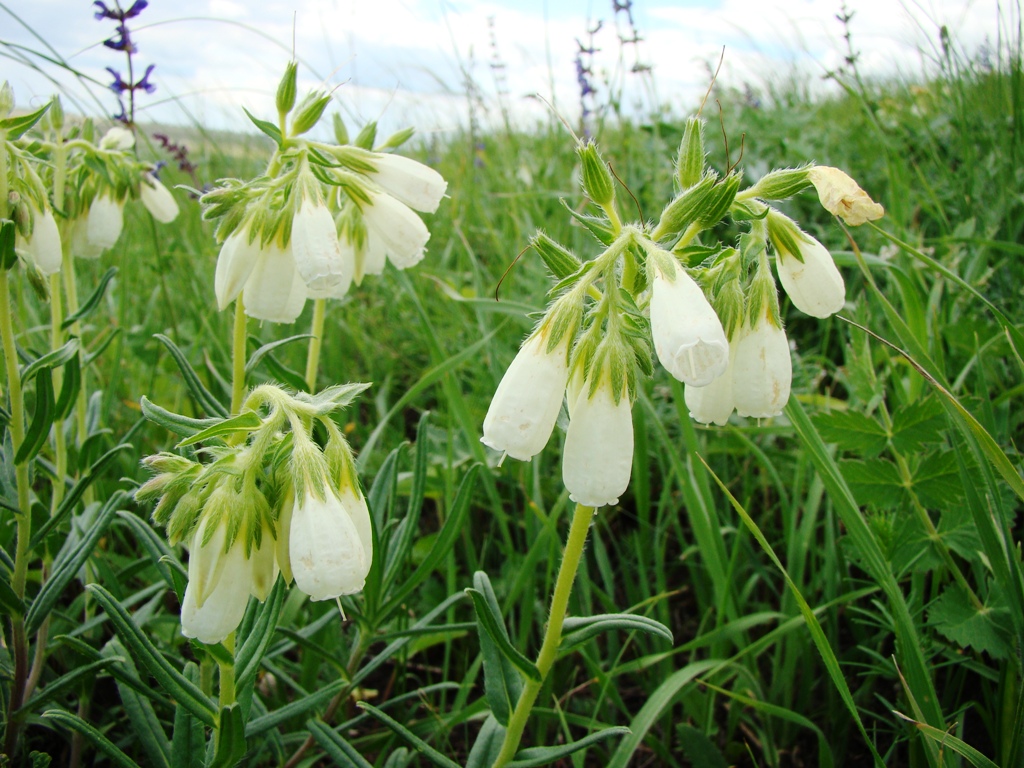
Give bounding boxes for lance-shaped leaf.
[209,704,247,768]
[176,410,263,447]
[357,702,462,768]
[560,613,673,652]
[469,572,525,725]
[43,709,141,768]
[63,267,118,328]
[170,662,205,768]
[141,396,219,438]
[308,720,375,768]
[15,368,54,464]
[466,585,541,684]
[507,727,631,768]
[154,333,229,418]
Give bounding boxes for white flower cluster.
[213,154,445,323]
[139,385,373,645]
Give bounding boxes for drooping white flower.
[241,239,307,323]
[369,153,447,213]
[180,516,252,644]
[139,173,179,224]
[482,330,571,461]
[289,486,373,601]
[353,225,386,284]
[86,194,124,253]
[70,216,104,260]
[775,234,845,318]
[215,227,259,310]
[290,200,352,297]
[362,192,430,269]
[20,204,63,275]
[99,126,135,151]
[807,166,884,226]
[684,340,737,426]
[562,373,633,508]
[731,317,792,419]
[650,264,729,386]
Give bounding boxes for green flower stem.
[61,253,88,451]
[304,297,326,392]
[219,633,236,709]
[492,503,597,768]
[230,298,248,415]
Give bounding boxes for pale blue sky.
[0,0,1004,135]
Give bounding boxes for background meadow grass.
[3,2,1024,766]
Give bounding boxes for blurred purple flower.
[93,0,148,21]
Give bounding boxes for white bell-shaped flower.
[290,486,373,601]
[139,173,179,224]
[242,240,307,323]
[362,192,430,269]
[180,516,253,644]
[354,225,387,284]
[482,331,570,461]
[99,126,135,151]
[684,340,737,425]
[215,227,259,310]
[650,264,729,386]
[21,204,63,275]
[70,216,104,260]
[290,200,352,297]
[776,235,845,318]
[86,194,124,252]
[731,317,792,418]
[562,373,633,508]
[369,153,447,213]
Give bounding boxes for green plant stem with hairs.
[491,503,598,767]
[305,297,326,391]
[231,297,248,415]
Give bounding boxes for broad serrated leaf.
[891,397,945,453]
[87,584,217,727]
[560,613,673,651]
[470,572,524,725]
[176,410,262,447]
[912,451,963,508]
[929,584,1012,659]
[63,268,117,329]
[153,334,229,418]
[242,107,283,146]
[840,458,905,507]
[813,409,889,457]
[507,727,631,767]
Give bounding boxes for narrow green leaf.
[0,218,16,269]
[153,334,229,418]
[87,584,217,727]
[170,662,205,768]
[380,464,479,617]
[20,338,80,382]
[235,578,285,695]
[0,572,25,616]
[63,267,117,329]
[560,613,674,651]
[467,587,540,682]
[30,444,133,549]
[176,410,262,447]
[103,639,172,768]
[465,715,506,768]
[893,713,1000,768]
[42,709,141,768]
[508,726,631,767]
[115,510,181,591]
[54,353,80,421]
[140,396,219,438]
[15,368,54,464]
[245,334,312,375]
[2,101,51,138]
[357,702,462,768]
[209,704,247,768]
[26,491,125,635]
[308,720,375,768]
[18,658,119,715]
[242,107,283,146]
[470,572,525,724]
[698,454,886,767]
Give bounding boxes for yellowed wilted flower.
[807,166,884,226]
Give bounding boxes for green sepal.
[559,612,673,652]
[242,107,283,148]
[559,199,614,246]
[676,116,706,190]
[577,141,615,206]
[332,113,349,145]
[744,166,811,201]
[766,209,807,263]
[354,120,377,150]
[376,126,415,151]
[275,61,298,116]
[531,231,581,280]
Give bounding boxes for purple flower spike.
[136,64,157,94]
[94,0,148,21]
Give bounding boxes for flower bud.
[774,239,845,319]
[656,174,715,237]
[562,372,633,508]
[807,166,884,225]
[577,141,615,207]
[49,96,65,131]
[744,167,810,201]
[482,329,571,461]
[0,82,13,118]
[276,61,298,116]
[377,126,415,151]
[289,92,331,136]
[354,121,377,150]
[20,203,62,275]
[139,172,179,223]
[99,126,135,151]
[180,514,252,644]
[531,232,581,280]
[676,117,706,190]
[333,113,349,145]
